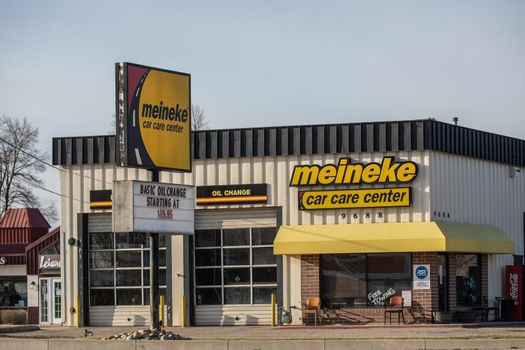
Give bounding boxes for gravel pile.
[104,329,189,341]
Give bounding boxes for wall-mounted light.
[68,237,76,246]
[510,167,521,178]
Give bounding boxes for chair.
[302,297,322,325]
[384,296,406,324]
[473,296,498,322]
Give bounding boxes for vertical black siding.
[51,120,525,167]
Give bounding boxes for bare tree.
[0,115,57,222]
[191,104,209,131]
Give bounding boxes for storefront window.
[321,253,411,307]
[194,227,277,305]
[89,232,167,306]
[321,254,366,307]
[367,253,411,306]
[456,254,480,307]
[0,277,27,307]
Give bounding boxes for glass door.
[52,279,62,324]
[40,279,49,324]
[438,254,448,311]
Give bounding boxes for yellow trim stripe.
[90,201,112,207]
[197,195,267,204]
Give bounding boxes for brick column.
[481,254,488,304]
[412,252,439,321]
[300,255,320,324]
[448,254,457,311]
[301,255,320,301]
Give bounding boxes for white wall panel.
[430,152,525,301]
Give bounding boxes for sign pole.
[149,169,160,330]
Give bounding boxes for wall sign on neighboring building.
[298,187,411,210]
[413,264,431,290]
[0,256,6,265]
[39,255,62,273]
[196,184,268,205]
[112,180,195,235]
[116,62,191,171]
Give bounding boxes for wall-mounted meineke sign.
[113,180,195,234]
[291,157,417,210]
[196,184,268,205]
[116,62,191,171]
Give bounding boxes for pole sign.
[413,264,431,290]
[116,62,191,171]
[113,180,195,235]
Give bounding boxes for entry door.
[438,254,448,311]
[52,279,62,324]
[39,278,62,325]
[39,279,49,324]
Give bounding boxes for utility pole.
[149,169,160,330]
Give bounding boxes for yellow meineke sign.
[300,188,411,210]
[290,157,417,186]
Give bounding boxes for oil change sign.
[291,157,417,210]
[116,62,191,171]
[112,180,195,235]
[196,184,268,205]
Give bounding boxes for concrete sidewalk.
[1,323,525,349]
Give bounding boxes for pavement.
[1,322,525,341]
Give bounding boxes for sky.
[0,0,524,225]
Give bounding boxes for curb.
[2,337,525,350]
[0,325,40,333]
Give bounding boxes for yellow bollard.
[181,295,186,328]
[76,296,80,327]
[271,293,276,327]
[160,295,165,326]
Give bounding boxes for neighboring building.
[0,208,61,325]
[25,227,62,325]
[52,119,525,326]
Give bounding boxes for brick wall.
[300,253,439,324]
[299,253,490,324]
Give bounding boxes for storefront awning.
[273,222,514,255]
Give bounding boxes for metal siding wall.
[60,151,431,325]
[429,152,525,302]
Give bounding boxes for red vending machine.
[504,265,523,321]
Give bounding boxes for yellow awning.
[273,222,514,255]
